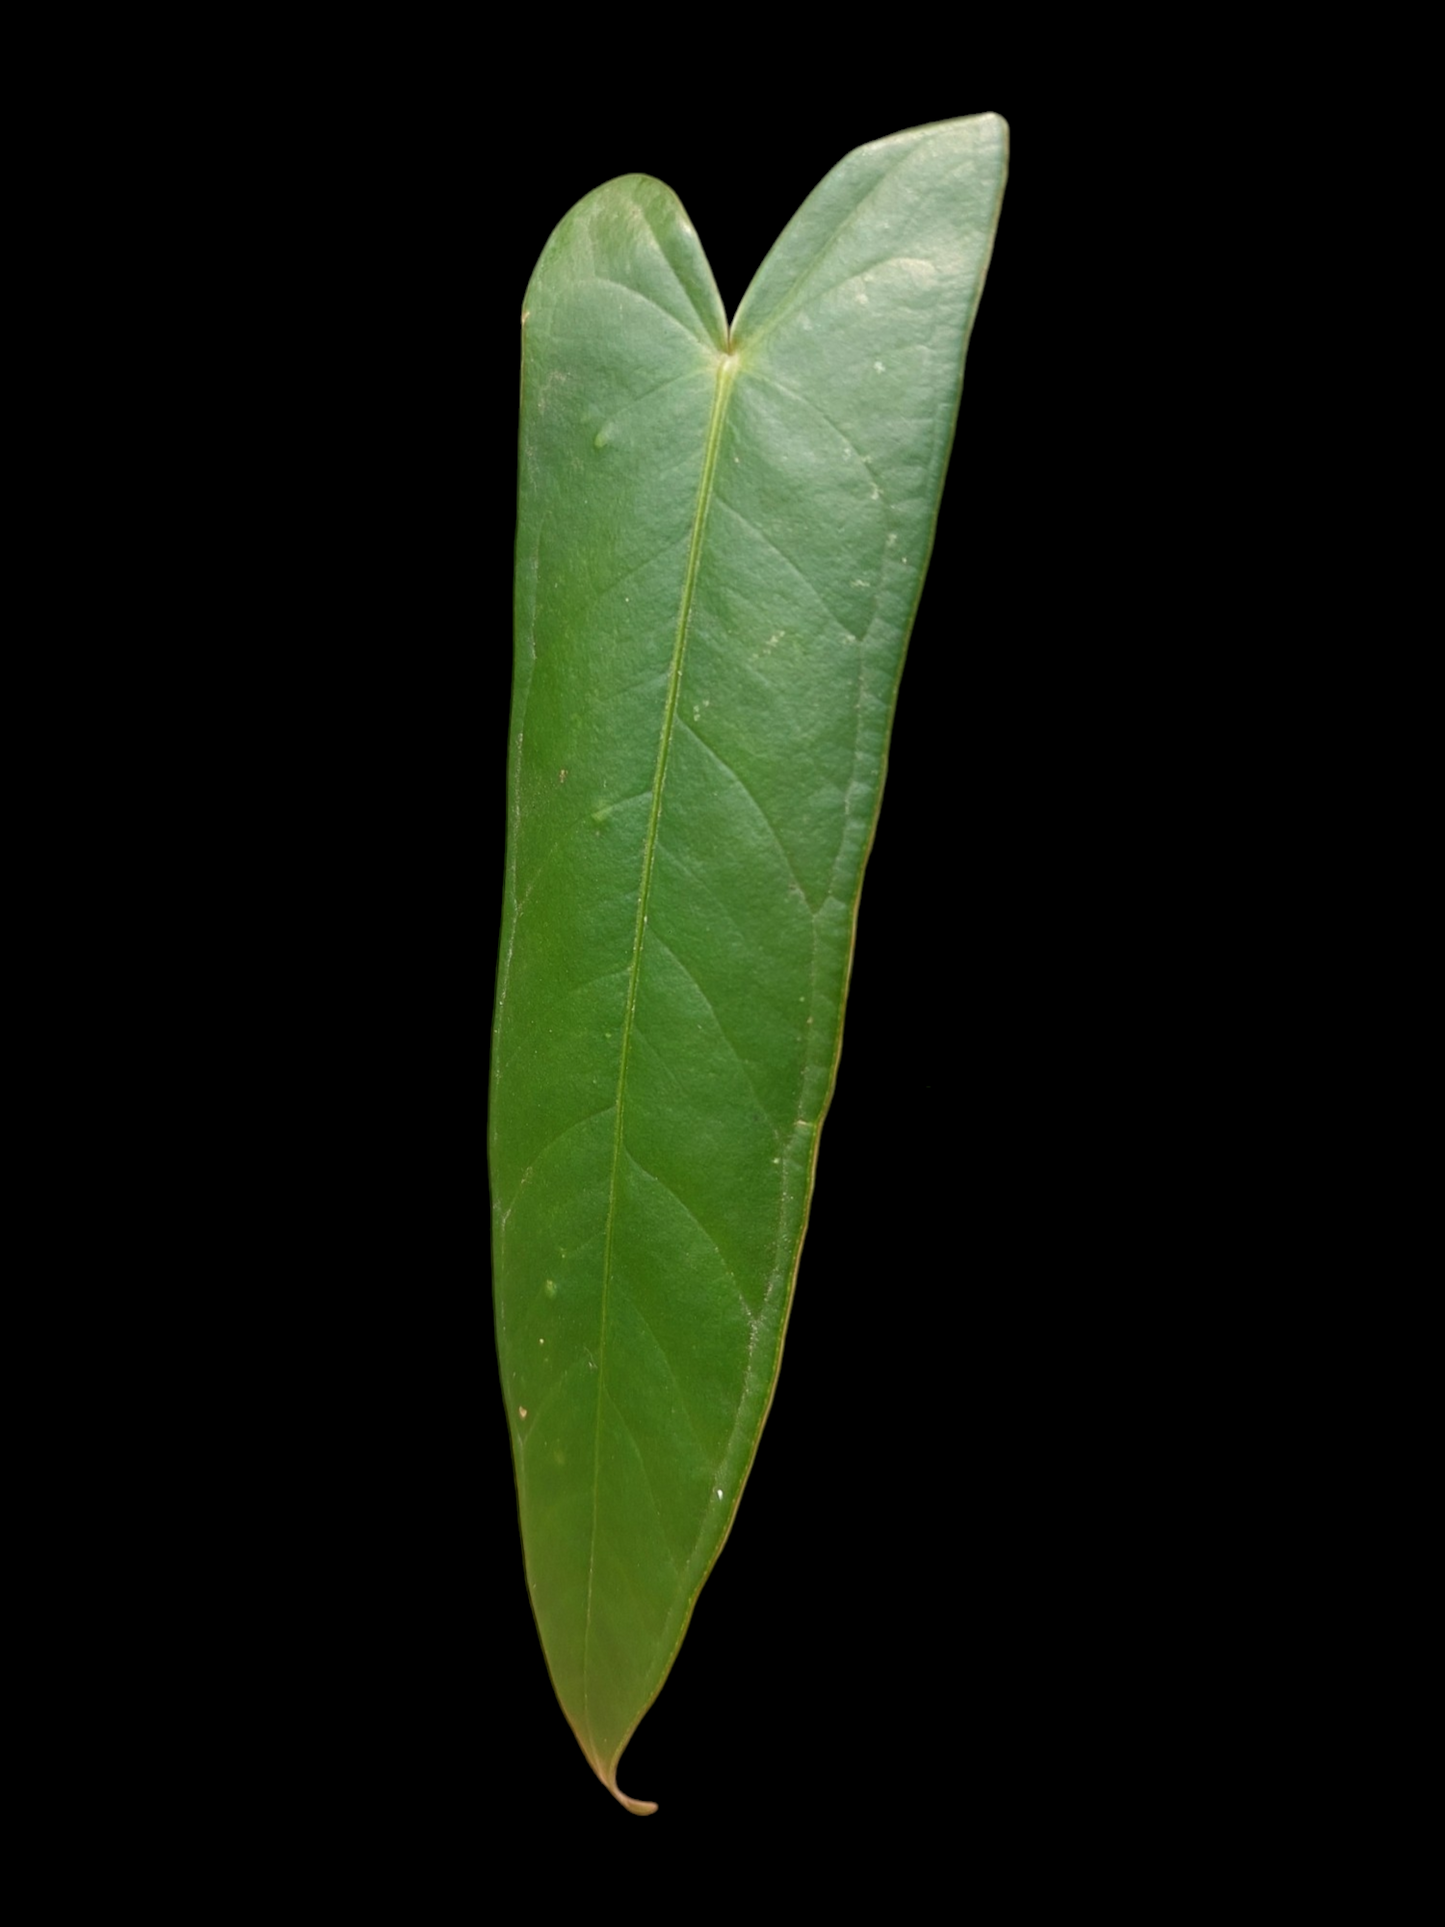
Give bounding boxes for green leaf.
[491,116,1007,1813]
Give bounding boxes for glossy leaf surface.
[491,117,1007,1811]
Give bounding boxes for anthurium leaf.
[491,116,1007,1812]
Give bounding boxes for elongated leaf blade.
[492,117,1007,1811]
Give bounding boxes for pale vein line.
[654,839,757,956]
[512,794,652,918]
[602,1382,679,1568]
[624,1145,749,1320]
[732,144,917,348]
[570,531,691,624]
[514,1356,586,1437]
[750,367,889,507]
[499,1103,616,1223]
[493,964,632,1089]
[621,1289,714,1462]
[713,495,855,635]
[678,717,817,913]
[633,199,727,348]
[580,346,739,1754]
[591,368,709,434]
[645,928,777,1126]
[590,273,705,347]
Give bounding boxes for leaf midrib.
[581,343,740,1760]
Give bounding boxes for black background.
[469,103,1070,1842]
[227,67,1141,1869]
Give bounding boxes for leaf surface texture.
[491,117,1007,1811]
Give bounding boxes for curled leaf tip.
[594,1757,657,1816]
[613,1785,659,1818]
[578,1732,659,1814]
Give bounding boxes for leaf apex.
[595,1759,657,1817]
[613,1785,659,1818]
[575,1727,658,1815]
